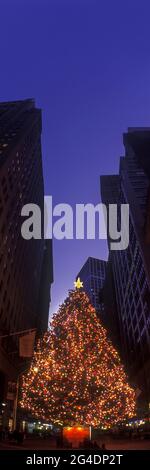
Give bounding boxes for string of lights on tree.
[20,278,136,428]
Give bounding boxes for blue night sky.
[1,0,150,316]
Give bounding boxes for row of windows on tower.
[0,142,42,218]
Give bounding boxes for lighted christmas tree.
[20,279,136,428]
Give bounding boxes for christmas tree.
[20,279,136,428]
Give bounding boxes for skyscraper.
[99,256,121,350]
[76,257,106,314]
[0,99,53,428]
[101,128,150,413]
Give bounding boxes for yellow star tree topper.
[74,277,83,289]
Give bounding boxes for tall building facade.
[99,256,121,350]
[101,128,150,413]
[76,257,106,313]
[0,99,53,429]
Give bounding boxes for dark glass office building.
[0,99,53,428]
[76,257,106,314]
[101,128,150,413]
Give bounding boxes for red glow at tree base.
[63,425,91,447]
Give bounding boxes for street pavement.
[0,438,150,450]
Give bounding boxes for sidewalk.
[0,438,150,450]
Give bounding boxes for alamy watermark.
[21,196,129,250]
